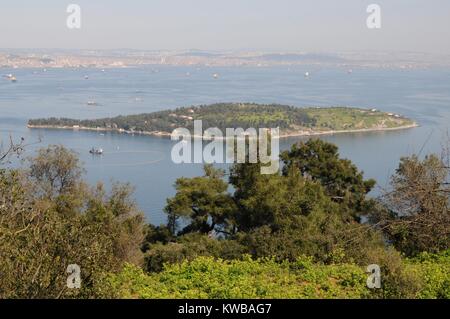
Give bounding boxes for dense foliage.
[0,145,145,298]
[109,251,450,299]
[281,139,376,220]
[371,154,450,256]
[155,139,385,271]
[0,137,448,299]
[28,104,414,135]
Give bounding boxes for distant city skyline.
[1,0,450,54]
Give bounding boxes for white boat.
[87,101,97,106]
[304,72,310,77]
[213,73,219,79]
[4,74,16,82]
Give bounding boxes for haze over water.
[1,65,449,224]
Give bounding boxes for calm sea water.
[1,66,449,224]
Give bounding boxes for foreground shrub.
[0,146,145,298]
[406,250,450,299]
[110,251,450,299]
[111,256,370,299]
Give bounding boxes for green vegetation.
[370,154,450,255]
[0,145,145,298]
[109,251,450,299]
[0,137,448,299]
[306,107,413,130]
[27,103,416,136]
[141,139,449,299]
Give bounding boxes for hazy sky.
[1,0,449,53]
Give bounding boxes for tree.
[0,167,112,298]
[231,165,383,263]
[160,140,385,265]
[0,136,26,164]
[374,154,450,256]
[0,145,145,298]
[165,165,236,236]
[85,182,146,266]
[229,161,269,232]
[28,144,85,198]
[281,139,376,220]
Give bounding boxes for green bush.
[110,250,450,299]
[406,250,450,299]
[110,256,370,299]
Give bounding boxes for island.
[27,103,418,138]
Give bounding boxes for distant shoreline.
[27,123,419,139]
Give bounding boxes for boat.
[86,101,97,106]
[304,72,310,77]
[213,73,219,79]
[4,74,17,82]
[89,147,103,155]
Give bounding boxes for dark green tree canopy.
[161,140,384,266]
[165,164,236,236]
[281,139,376,219]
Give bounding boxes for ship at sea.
[89,147,103,155]
[3,74,17,82]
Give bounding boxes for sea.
[1,65,449,225]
